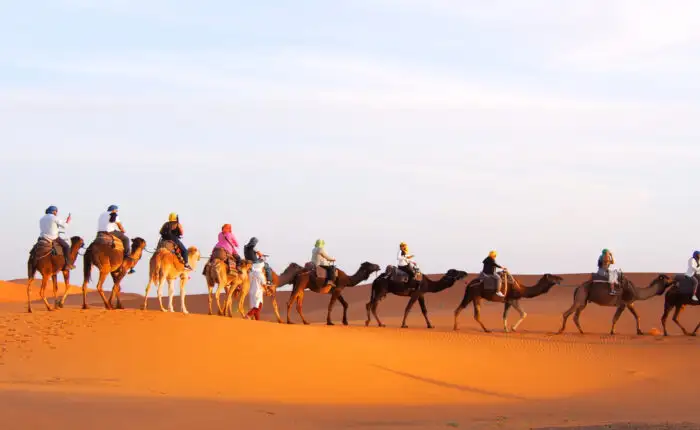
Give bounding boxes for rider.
[39,205,75,270]
[159,213,192,271]
[397,242,417,284]
[685,250,700,302]
[97,204,135,274]
[311,239,336,289]
[213,224,240,274]
[597,248,618,295]
[482,250,506,297]
[244,237,273,286]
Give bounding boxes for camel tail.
[83,251,93,283]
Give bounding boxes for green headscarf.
[315,239,325,248]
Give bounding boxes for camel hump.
[94,232,124,252]
[675,274,697,295]
[157,239,178,253]
[303,262,336,280]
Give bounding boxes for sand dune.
[1,271,699,429]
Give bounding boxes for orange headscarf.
[222,224,232,233]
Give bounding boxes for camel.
[286,261,381,325]
[453,271,564,333]
[141,242,201,314]
[204,258,253,317]
[365,268,468,329]
[660,275,700,336]
[69,233,147,310]
[26,236,84,312]
[261,262,305,323]
[557,273,671,335]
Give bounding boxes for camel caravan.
[24,206,700,336]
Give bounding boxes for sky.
[1,0,700,295]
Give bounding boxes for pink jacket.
[215,231,239,255]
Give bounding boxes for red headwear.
[222,224,232,233]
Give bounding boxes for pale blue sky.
[2,1,699,295]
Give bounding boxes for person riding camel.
[213,224,240,275]
[597,248,619,295]
[482,250,507,297]
[311,239,336,289]
[397,242,418,285]
[244,237,273,286]
[38,205,75,270]
[158,213,192,271]
[98,204,135,274]
[685,250,700,302]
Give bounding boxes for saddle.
[304,262,338,281]
[384,265,423,283]
[478,271,514,293]
[94,232,124,252]
[157,239,184,263]
[674,274,699,295]
[29,238,63,263]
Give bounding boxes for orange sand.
[0,272,699,429]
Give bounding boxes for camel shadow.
[369,364,530,401]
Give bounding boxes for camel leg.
[271,294,282,323]
[510,300,528,332]
[215,285,224,316]
[286,287,300,324]
[57,270,70,309]
[95,272,112,310]
[111,273,125,310]
[167,278,175,312]
[558,302,580,334]
[39,276,52,311]
[296,291,309,325]
[326,291,339,326]
[672,305,689,336]
[661,302,674,336]
[142,277,153,310]
[453,288,474,331]
[51,274,59,310]
[503,302,512,333]
[180,276,189,314]
[81,279,89,310]
[339,294,350,326]
[371,295,387,327]
[418,296,433,329]
[609,305,626,335]
[692,320,700,336]
[572,304,587,334]
[26,276,34,313]
[472,297,490,333]
[207,286,214,315]
[626,303,643,335]
[156,276,167,312]
[237,288,247,318]
[401,295,419,328]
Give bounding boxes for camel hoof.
[453,326,460,331]
[82,305,89,310]
[168,308,175,313]
[27,308,33,314]
[690,332,697,337]
[342,321,349,326]
[303,321,310,325]
[116,304,124,310]
[427,325,434,329]
[161,308,168,313]
[401,324,408,329]
[287,321,294,325]
[637,331,644,336]
[56,301,64,309]
[326,321,334,326]
[141,305,147,311]
[364,321,370,327]
[379,323,386,328]
[183,310,189,315]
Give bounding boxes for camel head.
[187,246,201,266]
[443,269,469,283]
[541,273,564,289]
[651,273,672,295]
[359,261,382,277]
[70,236,85,249]
[239,259,253,273]
[281,262,304,277]
[131,237,147,254]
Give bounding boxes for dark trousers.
[398,265,415,282]
[168,237,188,262]
[321,265,336,283]
[264,262,273,284]
[111,231,130,256]
[57,237,71,264]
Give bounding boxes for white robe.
[249,261,266,309]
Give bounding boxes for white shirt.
[686,257,700,277]
[397,250,413,267]
[311,246,333,266]
[97,211,120,232]
[39,214,67,241]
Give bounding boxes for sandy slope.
[1,272,699,429]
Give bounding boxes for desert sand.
[1,273,699,429]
